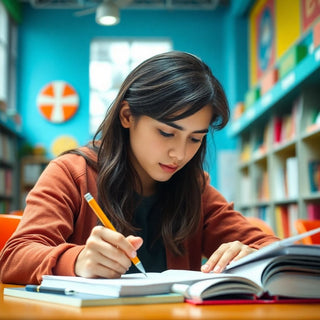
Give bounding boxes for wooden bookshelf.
[20,155,49,208]
[230,31,320,238]
[0,112,22,213]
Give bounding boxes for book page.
[226,228,320,270]
[172,276,263,301]
[224,258,272,287]
[264,272,320,299]
[43,270,233,286]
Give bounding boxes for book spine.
[308,160,320,192]
[307,203,320,220]
[273,117,282,144]
[275,206,284,238]
[286,157,298,199]
[288,204,299,236]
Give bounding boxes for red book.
[307,203,320,220]
[280,206,290,238]
[273,117,283,143]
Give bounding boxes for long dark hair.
[76,51,229,255]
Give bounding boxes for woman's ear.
[119,101,132,128]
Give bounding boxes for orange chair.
[294,219,320,244]
[9,210,24,216]
[0,214,22,250]
[246,216,275,236]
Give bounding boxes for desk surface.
[1,284,320,320]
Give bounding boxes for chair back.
[0,214,22,250]
[9,210,24,216]
[246,216,275,236]
[294,219,320,244]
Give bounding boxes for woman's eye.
[191,137,202,143]
[159,130,174,137]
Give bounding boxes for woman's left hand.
[201,241,257,273]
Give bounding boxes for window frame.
[0,2,17,113]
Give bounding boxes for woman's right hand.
[75,226,143,278]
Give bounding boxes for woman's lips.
[159,163,178,173]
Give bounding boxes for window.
[89,39,172,135]
[0,2,9,103]
[0,2,17,113]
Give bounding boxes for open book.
[9,227,320,304]
[173,245,320,303]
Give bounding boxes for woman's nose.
[168,142,187,162]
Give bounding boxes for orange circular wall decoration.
[37,80,79,123]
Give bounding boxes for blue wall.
[18,4,248,188]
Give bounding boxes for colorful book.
[245,87,260,109]
[308,160,320,192]
[280,206,290,238]
[307,203,320,220]
[273,116,283,143]
[288,204,299,236]
[274,206,285,238]
[278,44,308,79]
[286,157,298,199]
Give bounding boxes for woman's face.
[120,103,213,196]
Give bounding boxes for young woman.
[0,51,278,284]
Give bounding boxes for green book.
[278,45,308,79]
[3,287,184,307]
[245,87,260,109]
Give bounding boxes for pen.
[84,192,147,277]
[25,285,75,295]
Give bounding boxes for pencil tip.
[135,261,147,277]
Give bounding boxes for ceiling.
[20,0,229,11]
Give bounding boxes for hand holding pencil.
[74,193,146,278]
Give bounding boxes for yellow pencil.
[84,192,147,277]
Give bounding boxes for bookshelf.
[20,155,49,208]
[231,32,320,238]
[0,112,22,214]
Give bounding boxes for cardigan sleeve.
[0,153,98,285]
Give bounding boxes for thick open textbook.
[12,228,320,304]
[173,245,320,303]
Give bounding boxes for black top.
[126,194,167,274]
